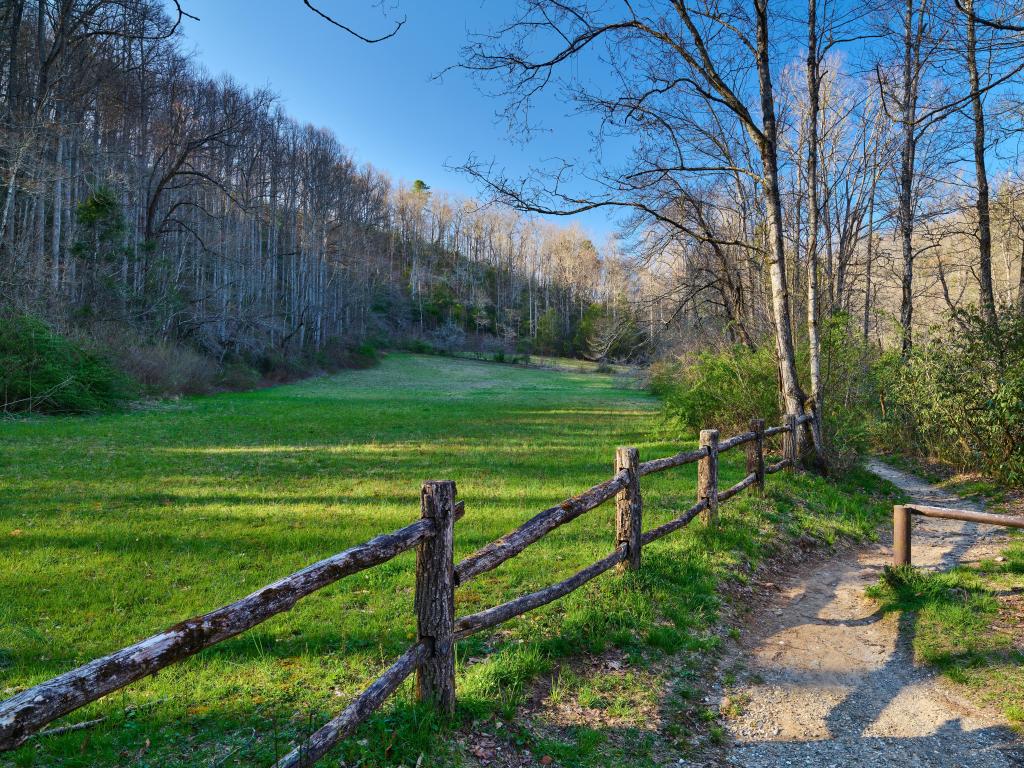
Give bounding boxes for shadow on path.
[723,460,1023,768]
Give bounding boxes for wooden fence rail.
[0,412,815,765]
[892,503,1024,567]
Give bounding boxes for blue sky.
[171,1,621,240]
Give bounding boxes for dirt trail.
[718,459,1023,767]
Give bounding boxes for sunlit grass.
[867,538,1024,731]
[1,353,893,766]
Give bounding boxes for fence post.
[893,505,912,567]
[747,418,765,494]
[782,414,799,468]
[615,447,642,572]
[698,429,719,525]
[415,480,456,715]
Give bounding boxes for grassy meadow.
[1,353,893,766]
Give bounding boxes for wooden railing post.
[698,429,719,525]
[893,505,911,566]
[747,418,765,494]
[615,447,642,572]
[415,480,456,715]
[782,414,798,468]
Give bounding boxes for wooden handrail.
[637,446,706,476]
[893,503,1024,567]
[718,430,757,452]
[454,546,629,640]
[719,472,758,502]
[905,504,1024,528]
[454,469,630,584]
[274,642,429,768]
[640,499,709,546]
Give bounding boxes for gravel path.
[718,459,1024,767]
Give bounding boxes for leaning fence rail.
[0,412,814,765]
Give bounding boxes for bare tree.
[457,0,813,427]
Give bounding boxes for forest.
[0,0,647,398]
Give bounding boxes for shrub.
[815,313,884,466]
[120,341,218,395]
[251,352,312,384]
[882,308,1024,485]
[430,321,466,354]
[652,314,883,466]
[350,342,380,367]
[401,338,438,355]
[314,338,380,371]
[88,325,218,396]
[216,361,262,391]
[0,312,134,413]
[654,345,780,434]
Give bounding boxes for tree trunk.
[863,175,878,342]
[754,0,807,417]
[51,132,63,295]
[898,0,920,357]
[805,0,826,458]
[1018,234,1024,310]
[966,0,997,328]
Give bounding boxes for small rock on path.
[719,459,1023,768]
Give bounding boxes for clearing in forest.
[1,354,890,767]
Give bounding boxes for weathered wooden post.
[415,480,456,715]
[615,447,642,572]
[893,505,912,566]
[782,413,799,468]
[747,418,765,494]
[698,429,719,525]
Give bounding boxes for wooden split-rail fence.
[0,412,815,766]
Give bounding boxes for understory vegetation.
[0,354,895,767]
[0,311,134,414]
[0,308,383,414]
[883,309,1024,486]
[652,308,1024,486]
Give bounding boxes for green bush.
[652,345,780,434]
[312,338,380,373]
[351,342,380,367]
[652,314,884,465]
[882,308,1024,484]
[216,361,262,391]
[815,313,884,465]
[0,312,134,413]
[399,338,440,355]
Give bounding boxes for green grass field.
[1,354,893,766]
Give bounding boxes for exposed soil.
[715,459,1024,767]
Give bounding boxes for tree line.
[0,0,647,374]
[6,0,1024,439]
